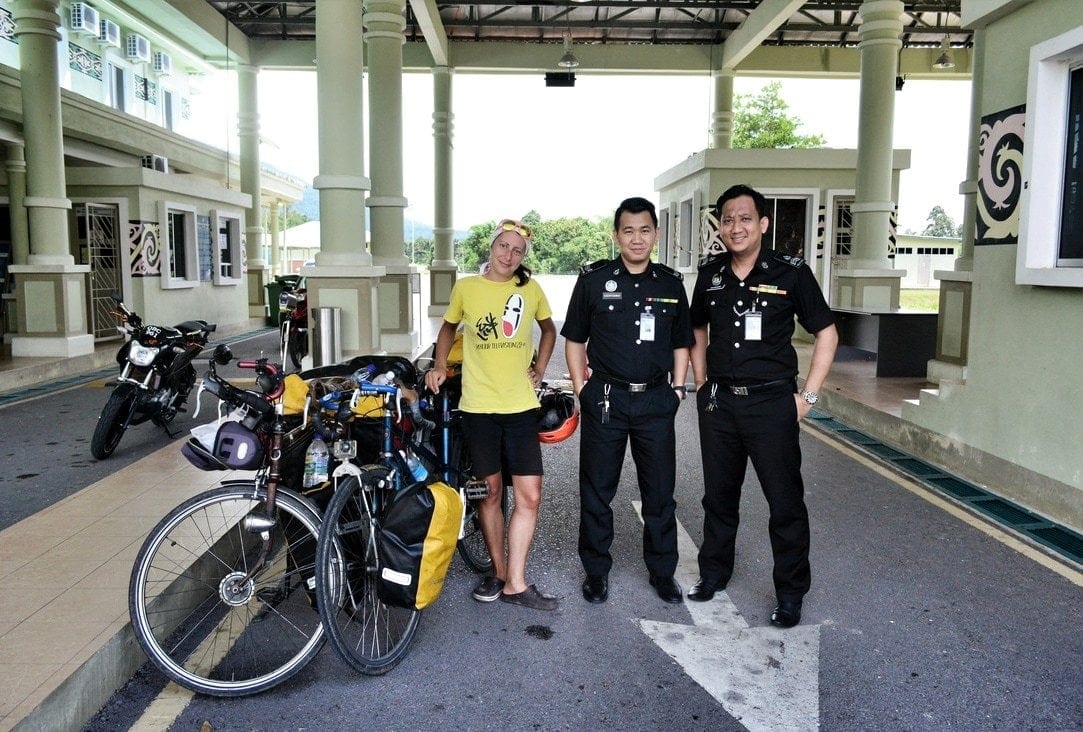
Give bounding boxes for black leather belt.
[713,378,792,396]
[592,371,669,393]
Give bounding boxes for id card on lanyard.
[745,311,762,341]
[640,311,656,341]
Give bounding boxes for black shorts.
[462,410,543,478]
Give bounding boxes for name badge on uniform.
[640,311,656,341]
[745,311,762,341]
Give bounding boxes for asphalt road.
[4,327,1079,730]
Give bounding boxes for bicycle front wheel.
[451,435,508,573]
[315,468,421,676]
[128,482,332,696]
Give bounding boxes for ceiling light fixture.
[558,31,579,69]
[933,35,955,70]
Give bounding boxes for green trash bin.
[264,281,285,326]
[265,275,304,326]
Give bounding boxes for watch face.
[803,391,818,405]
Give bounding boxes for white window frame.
[159,200,197,289]
[210,209,243,285]
[1017,25,1083,288]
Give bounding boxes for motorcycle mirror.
[212,344,233,365]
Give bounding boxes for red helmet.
[537,389,579,444]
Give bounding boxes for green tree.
[922,205,962,238]
[456,214,612,275]
[279,205,309,230]
[532,217,611,274]
[406,236,433,266]
[732,82,826,149]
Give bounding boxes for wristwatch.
[801,390,819,406]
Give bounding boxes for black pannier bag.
[300,354,418,386]
[376,480,463,610]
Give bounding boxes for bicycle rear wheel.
[128,482,334,696]
[315,468,421,675]
[452,436,509,574]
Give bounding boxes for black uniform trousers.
[577,378,680,578]
[695,381,811,603]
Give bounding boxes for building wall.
[894,234,958,289]
[905,0,1083,526]
[655,147,908,295]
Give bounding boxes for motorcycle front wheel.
[287,326,307,370]
[91,383,138,459]
[128,482,336,696]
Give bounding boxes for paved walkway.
[0,295,1079,730]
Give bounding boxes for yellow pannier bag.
[376,480,464,610]
[280,374,310,416]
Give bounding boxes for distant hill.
[288,186,467,240]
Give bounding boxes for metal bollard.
[310,306,342,367]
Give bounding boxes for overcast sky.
[195,70,971,236]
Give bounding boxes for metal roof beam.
[409,0,450,65]
[721,0,805,69]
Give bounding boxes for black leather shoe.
[649,575,683,604]
[582,575,608,604]
[770,600,802,628]
[687,578,725,602]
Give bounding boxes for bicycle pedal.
[463,480,488,501]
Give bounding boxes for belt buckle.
[730,385,749,396]
[628,382,647,393]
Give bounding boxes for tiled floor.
[0,313,935,730]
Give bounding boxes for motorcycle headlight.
[128,343,158,366]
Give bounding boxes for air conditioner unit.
[70,3,100,36]
[141,154,169,173]
[126,33,151,63]
[98,19,121,48]
[153,51,172,75]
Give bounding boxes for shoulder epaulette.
[579,259,610,275]
[652,262,684,281]
[773,251,805,268]
[697,253,722,270]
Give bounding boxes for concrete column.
[428,65,457,317]
[837,0,905,310]
[308,0,384,360]
[954,29,983,271]
[8,0,92,358]
[268,200,281,276]
[927,29,983,384]
[5,143,29,265]
[365,0,419,357]
[238,63,269,318]
[366,0,407,266]
[710,68,735,149]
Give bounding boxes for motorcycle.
[279,284,308,370]
[90,292,216,459]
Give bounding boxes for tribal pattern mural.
[700,205,723,260]
[128,221,161,277]
[69,43,102,80]
[0,7,15,43]
[976,104,1025,245]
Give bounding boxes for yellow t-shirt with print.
[443,276,552,414]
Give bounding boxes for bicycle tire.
[91,383,138,459]
[315,469,421,676]
[287,327,306,370]
[451,434,508,573]
[128,482,335,696]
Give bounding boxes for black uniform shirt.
[561,258,695,383]
[690,248,834,384]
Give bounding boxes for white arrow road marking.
[632,501,821,732]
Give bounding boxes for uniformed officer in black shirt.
[687,184,838,628]
[562,196,694,605]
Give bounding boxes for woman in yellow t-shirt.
[425,218,558,610]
